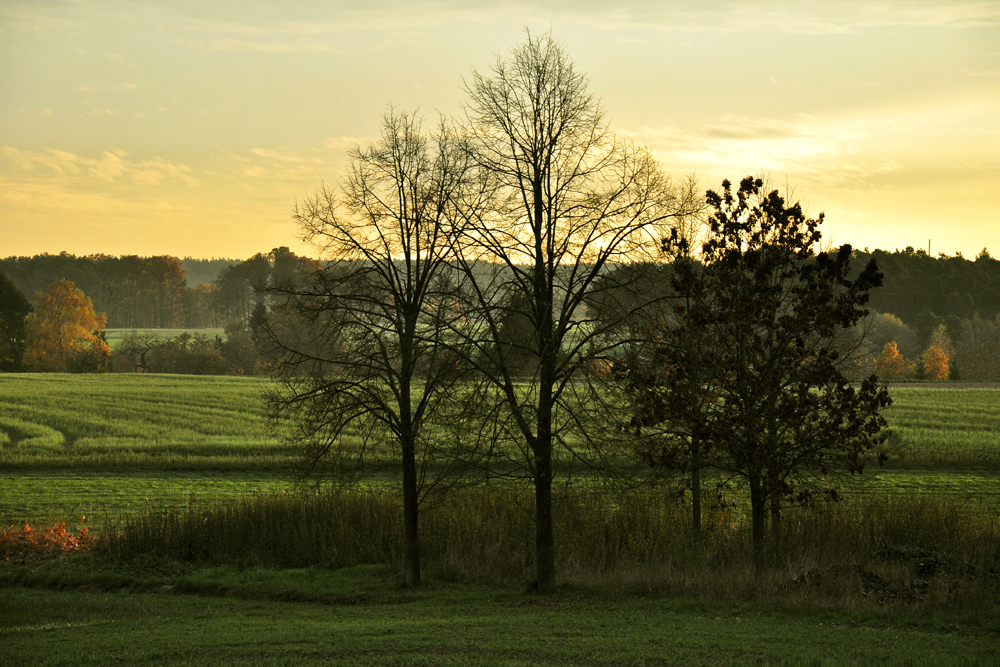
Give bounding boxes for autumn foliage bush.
[1,521,92,563]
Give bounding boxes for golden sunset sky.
[2,1,998,260]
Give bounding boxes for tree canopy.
[450,32,698,591]
[260,109,475,587]
[0,269,32,371]
[624,177,892,565]
[23,279,110,373]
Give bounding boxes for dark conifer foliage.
[0,269,32,371]
[621,177,892,566]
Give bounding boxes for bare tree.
[113,331,162,373]
[452,33,698,592]
[261,109,474,587]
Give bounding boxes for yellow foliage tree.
[921,345,950,381]
[875,341,908,380]
[23,280,110,372]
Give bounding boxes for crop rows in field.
[3,377,997,471]
[0,374,293,470]
[1,375,999,526]
[880,388,1000,468]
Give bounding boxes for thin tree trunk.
[532,176,556,593]
[749,473,767,571]
[770,497,781,537]
[400,438,421,588]
[534,438,554,592]
[691,435,702,535]
[770,495,782,566]
[399,338,421,588]
[534,377,556,592]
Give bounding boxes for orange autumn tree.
[922,345,950,381]
[875,341,908,380]
[23,279,110,372]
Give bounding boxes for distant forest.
[853,248,1000,334]
[0,248,315,329]
[2,246,999,367]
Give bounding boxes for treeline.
[855,247,1000,339]
[3,247,1000,379]
[844,248,1000,382]
[111,328,257,376]
[592,248,1000,382]
[0,248,319,330]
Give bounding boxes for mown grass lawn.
[1,564,996,666]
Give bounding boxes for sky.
[1,0,998,260]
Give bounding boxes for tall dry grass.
[97,484,1000,615]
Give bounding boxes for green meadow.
[1,374,998,526]
[3,574,998,666]
[0,374,292,525]
[0,374,1000,665]
[1,374,998,664]
[104,328,226,348]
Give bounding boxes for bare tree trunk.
[770,495,782,565]
[534,435,555,592]
[532,273,556,590]
[691,435,702,535]
[401,438,421,588]
[749,472,767,571]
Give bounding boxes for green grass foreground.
[1,564,996,666]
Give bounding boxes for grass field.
[2,374,999,663]
[104,328,226,349]
[881,387,1000,468]
[1,374,999,526]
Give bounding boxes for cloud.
[701,117,813,141]
[222,147,336,187]
[8,0,999,44]
[174,36,339,53]
[19,105,53,116]
[1,147,201,188]
[323,136,369,152]
[535,1,1000,34]
[209,38,338,53]
[250,148,306,162]
[77,82,143,92]
[278,0,1000,34]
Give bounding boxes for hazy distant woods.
[4,246,999,327]
[2,245,999,378]
[0,250,316,329]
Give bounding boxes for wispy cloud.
[2,147,201,188]
[528,1,1000,34]
[216,38,337,52]
[19,105,53,116]
[77,82,144,93]
[227,147,334,185]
